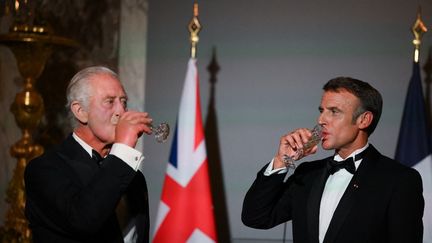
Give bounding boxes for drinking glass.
[111,115,170,143]
[282,124,322,169]
[151,122,170,143]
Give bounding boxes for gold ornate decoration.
[188,2,201,59]
[0,20,78,243]
[411,7,428,63]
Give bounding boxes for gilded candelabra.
[0,22,77,243]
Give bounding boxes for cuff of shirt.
[264,158,288,176]
[110,143,144,171]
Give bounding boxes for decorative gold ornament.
[0,21,77,243]
[188,2,201,59]
[411,7,428,63]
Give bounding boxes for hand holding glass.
[282,124,322,169]
[111,115,170,143]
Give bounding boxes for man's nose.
[115,100,126,114]
[317,112,326,125]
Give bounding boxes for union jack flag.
[153,59,217,243]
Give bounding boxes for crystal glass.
[282,124,322,169]
[111,115,170,143]
[151,122,170,143]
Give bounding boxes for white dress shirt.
[72,132,144,171]
[318,144,368,243]
[264,144,369,243]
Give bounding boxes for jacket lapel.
[56,134,99,185]
[306,161,331,243]
[323,145,380,243]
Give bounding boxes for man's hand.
[274,128,318,169]
[114,111,153,147]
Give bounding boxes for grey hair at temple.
[65,66,119,128]
[323,76,383,136]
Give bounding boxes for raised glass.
[111,115,170,143]
[282,124,322,168]
[151,122,170,143]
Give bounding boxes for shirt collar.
[72,132,93,158]
[333,143,369,162]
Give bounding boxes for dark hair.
[323,77,383,135]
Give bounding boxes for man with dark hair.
[25,66,152,243]
[242,77,424,243]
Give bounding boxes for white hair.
[66,66,119,128]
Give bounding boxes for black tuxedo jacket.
[24,134,149,243]
[242,145,424,243]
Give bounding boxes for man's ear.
[71,101,88,124]
[357,111,373,130]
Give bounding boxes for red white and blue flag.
[395,62,432,242]
[153,59,217,243]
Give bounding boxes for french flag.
[395,62,432,242]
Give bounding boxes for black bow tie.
[328,151,366,175]
[92,149,103,165]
